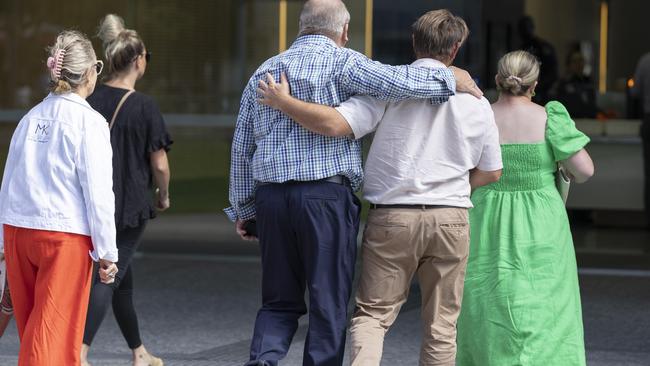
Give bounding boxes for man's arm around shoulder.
[340,49,482,101]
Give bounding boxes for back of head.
[566,50,585,75]
[47,30,96,95]
[299,0,350,38]
[412,9,469,64]
[496,50,540,96]
[97,14,145,79]
[518,16,535,39]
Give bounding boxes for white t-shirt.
[336,58,502,208]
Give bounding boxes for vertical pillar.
[598,0,609,94]
[365,0,373,58]
[279,0,288,53]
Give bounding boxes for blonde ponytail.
[97,14,126,48]
[97,14,145,78]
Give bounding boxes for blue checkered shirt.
[225,35,456,221]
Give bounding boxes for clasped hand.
[98,259,118,285]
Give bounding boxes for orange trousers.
[4,225,93,366]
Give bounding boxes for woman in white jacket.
[0,30,118,366]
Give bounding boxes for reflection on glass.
[0,1,277,115]
[0,0,370,117]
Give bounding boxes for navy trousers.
[248,180,361,366]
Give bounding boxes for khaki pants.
[350,207,469,366]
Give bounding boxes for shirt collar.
[411,58,448,69]
[290,34,338,49]
[45,92,93,109]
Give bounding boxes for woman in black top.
[81,14,171,366]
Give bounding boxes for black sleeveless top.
[87,84,172,230]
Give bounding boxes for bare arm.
[150,148,171,210]
[258,73,352,137]
[470,168,502,191]
[562,149,594,183]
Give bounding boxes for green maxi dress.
[456,101,590,366]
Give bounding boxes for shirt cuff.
[442,67,457,93]
[90,249,119,263]
[477,162,504,172]
[429,68,456,105]
[224,201,256,222]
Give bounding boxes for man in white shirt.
[257,9,502,366]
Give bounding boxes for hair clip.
[507,75,523,83]
[46,49,66,80]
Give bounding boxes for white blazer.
[0,92,118,262]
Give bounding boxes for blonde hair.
[97,14,145,78]
[496,50,540,96]
[412,9,469,63]
[47,31,97,94]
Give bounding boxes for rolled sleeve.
[76,118,118,262]
[335,96,388,139]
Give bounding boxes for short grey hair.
[299,0,350,38]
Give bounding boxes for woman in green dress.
[457,50,594,366]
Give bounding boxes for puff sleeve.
[545,101,591,162]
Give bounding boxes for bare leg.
[133,344,163,366]
[80,343,92,366]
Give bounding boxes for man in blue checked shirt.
[226,1,481,365]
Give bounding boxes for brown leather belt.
[371,204,459,210]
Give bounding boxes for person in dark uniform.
[518,16,558,105]
[632,51,650,228]
[552,50,598,118]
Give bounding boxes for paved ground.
[0,214,649,365]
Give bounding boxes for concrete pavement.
[0,214,648,365]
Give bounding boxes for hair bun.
[53,79,72,94]
[496,50,540,96]
[97,14,126,46]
